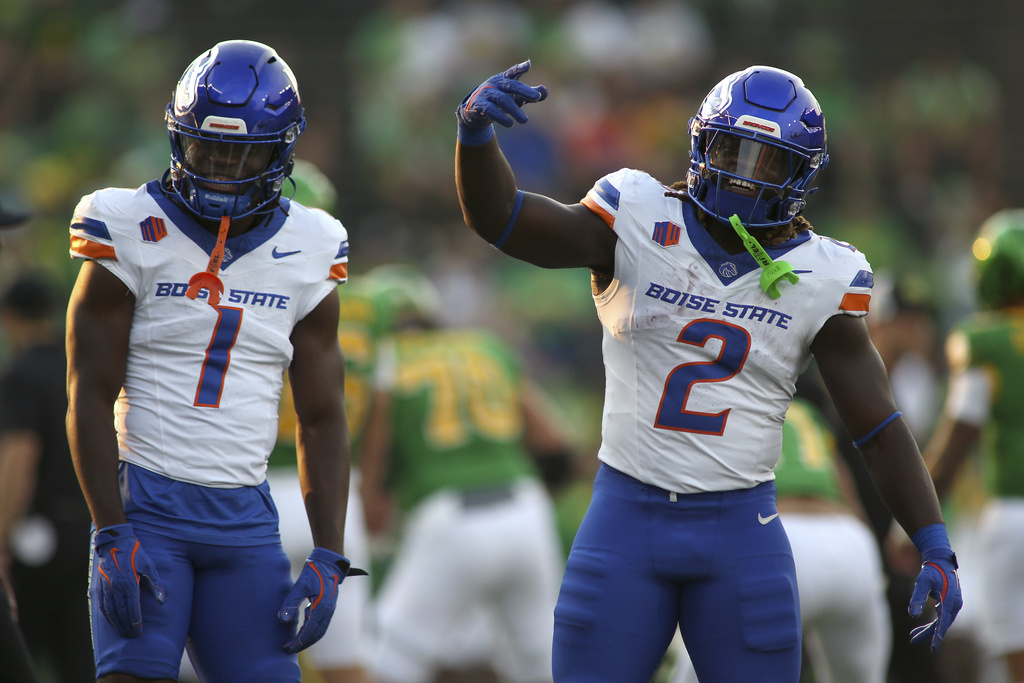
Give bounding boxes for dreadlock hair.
[664,181,813,247]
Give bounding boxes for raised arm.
[455,61,616,272]
[812,312,961,650]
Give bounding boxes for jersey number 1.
[654,319,751,435]
[194,306,244,408]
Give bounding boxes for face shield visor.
[178,137,276,189]
[704,132,797,196]
[167,127,288,219]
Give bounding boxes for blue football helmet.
[166,40,306,220]
[687,66,828,228]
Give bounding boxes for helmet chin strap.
[186,215,230,307]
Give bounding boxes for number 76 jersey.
[581,169,873,494]
[69,181,349,488]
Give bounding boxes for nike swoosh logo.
[758,512,780,525]
[272,247,301,259]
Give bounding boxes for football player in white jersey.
[454,62,962,682]
[66,40,363,682]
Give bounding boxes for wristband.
[457,122,495,147]
[911,523,957,564]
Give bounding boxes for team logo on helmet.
[174,48,217,117]
[700,95,727,117]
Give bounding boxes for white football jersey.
[69,181,349,487]
[581,169,872,493]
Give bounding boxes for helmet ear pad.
[688,66,828,228]
[165,40,306,221]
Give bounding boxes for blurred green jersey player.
[360,265,568,683]
[924,209,1024,681]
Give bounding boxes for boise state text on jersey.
[68,181,348,487]
[580,167,872,494]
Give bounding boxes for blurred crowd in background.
[0,0,1022,681]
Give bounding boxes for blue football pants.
[553,464,801,683]
[90,528,300,681]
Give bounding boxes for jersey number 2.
[654,319,751,435]
[194,306,244,408]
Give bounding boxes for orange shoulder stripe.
[328,263,349,281]
[70,235,116,260]
[839,292,870,312]
[581,195,615,229]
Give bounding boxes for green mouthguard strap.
[728,214,799,300]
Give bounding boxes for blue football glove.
[92,523,166,638]
[908,523,962,651]
[456,60,548,145]
[278,547,367,653]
